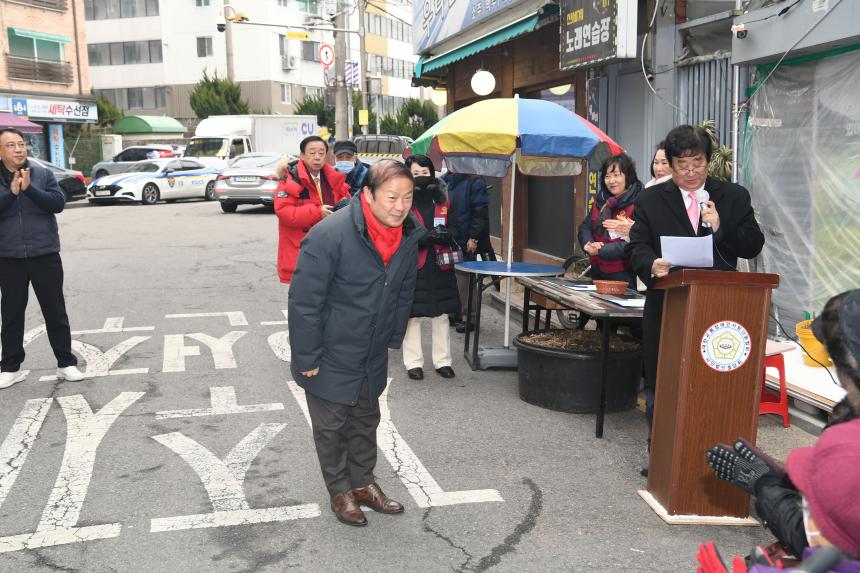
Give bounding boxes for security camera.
[216,15,227,32]
[731,23,747,39]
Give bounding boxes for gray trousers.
[305,379,380,497]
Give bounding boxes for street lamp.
[430,87,447,107]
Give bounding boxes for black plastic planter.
[513,330,642,414]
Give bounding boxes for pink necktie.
[686,192,699,231]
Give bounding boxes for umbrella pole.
[504,152,516,348]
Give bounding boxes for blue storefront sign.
[413,0,527,52]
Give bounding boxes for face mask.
[335,161,355,174]
[413,175,434,188]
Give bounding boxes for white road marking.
[162,332,247,372]
[162,334,200,372]
[0,399,53,509]
[150,423,319,531]
[0,392,143,553]
[285,379,504,508]
[187,332,247,369]
[267,331,291,363]
[38,336,151,382]
[155,386,284,419]
[72,317,155,335]
[260,310,289,326]
[165,312,248,327]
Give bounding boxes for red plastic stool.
[760,350,790,428]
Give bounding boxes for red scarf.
[361,192,403,266]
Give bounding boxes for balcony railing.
[6,0,69,10]
[5,55,74,84]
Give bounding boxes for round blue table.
[455,261,563,370]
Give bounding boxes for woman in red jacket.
[274,136,350,283]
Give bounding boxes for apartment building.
[0,0,97,167]
[86,0,426,123]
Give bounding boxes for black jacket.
[410,177,460,318]
[625,177,765,389]
[288,194,425,405]
[0,160,65,258]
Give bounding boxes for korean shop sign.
[559,0,636,70]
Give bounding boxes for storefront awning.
[415,14,540,78]
[112,115,187,135]
[0,112,43,134]
[8,28,72,44]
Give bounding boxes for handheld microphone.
[696,189,711,228]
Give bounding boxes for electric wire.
[641,0,687,118]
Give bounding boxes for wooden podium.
[638,269,780,525]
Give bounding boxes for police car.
[87,158,219,205]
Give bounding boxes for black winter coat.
[288,194,425,405]
[0,160,65,258]
[625,177,765,390]
[410,178,460,318]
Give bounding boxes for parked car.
[90,145,177,179]
[351,134,412,165]
[87,158,219,205]
[214,152,285,213]
[29,157,87,202]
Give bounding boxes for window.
[85,0,158,19]
[277,0,288,5]
[302,41,320,62]
[278,34,287,57]
[197,37,213,58]
[88,40,162,65]
[303,86,322,100]
[280,83,292,104]
[196,0,210,6]
[7,30,65,62]
[97,87,167,110]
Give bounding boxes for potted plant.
[513,329,642,414]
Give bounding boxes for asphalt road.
[0,198,816,572]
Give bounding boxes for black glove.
[706,438,785,496]
[332,197,351,212]
[427,225,453,246]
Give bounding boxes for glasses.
[675,161,708,174]
[2,143,27,150]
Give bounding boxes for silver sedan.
[214,153,287,213]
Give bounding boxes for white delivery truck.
[184,114,318,168]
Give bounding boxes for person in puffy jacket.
[274,135,350,283]
[577,152,643,289]
[402,154,460,381]
[0,127,84,389]
[288,160,424,527]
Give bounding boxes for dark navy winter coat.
[441,173,488,246]
[345,160,370,196]
[0,160,65,259]
[288,193,425,405]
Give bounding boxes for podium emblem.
[700,321,751,372]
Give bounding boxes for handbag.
[436,238,464,269]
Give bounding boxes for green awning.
[112,115,187,135]
[415,14,539,78]
[9,28,72,44]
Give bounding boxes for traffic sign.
[319,44,335,67]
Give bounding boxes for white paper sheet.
[660,235,714,268]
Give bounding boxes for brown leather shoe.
[352,482,404,514]
[330,491,368,526]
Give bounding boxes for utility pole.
[334,0,348,140]
[358,0,369,135]
[224,0,235,81]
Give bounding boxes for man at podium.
[626,124,765,475]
